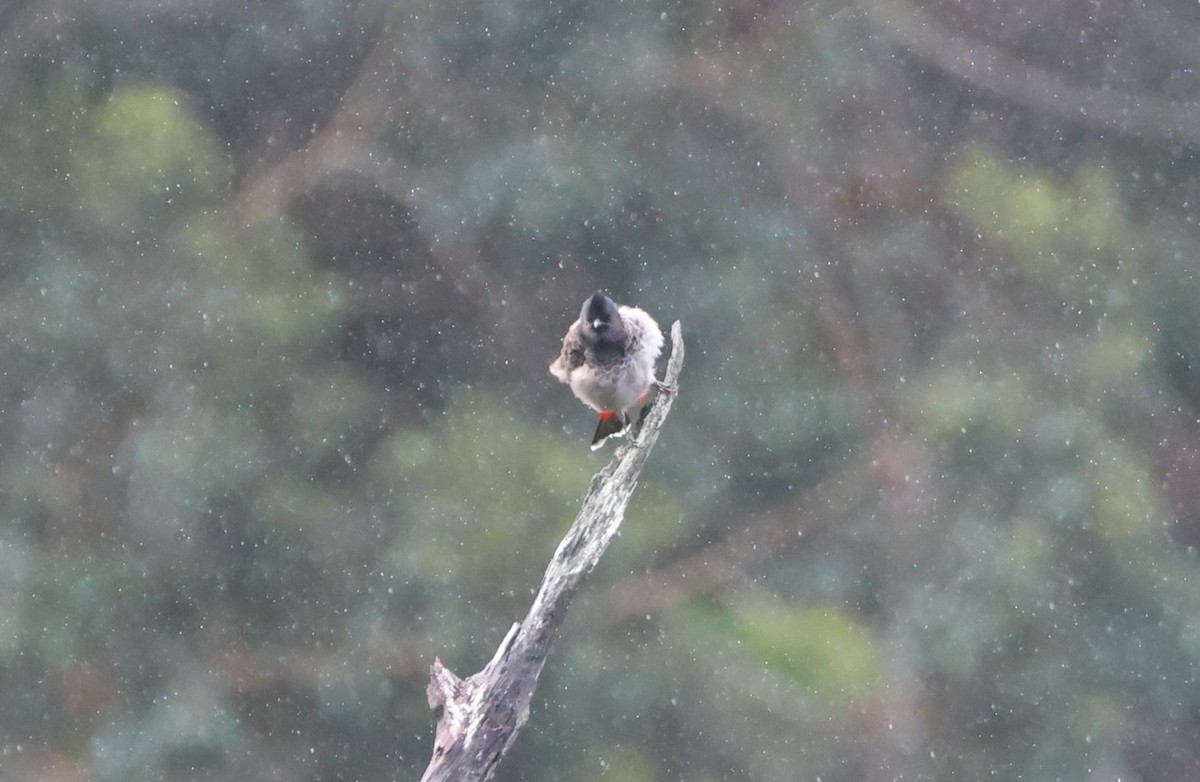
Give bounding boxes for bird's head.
[581,293,620,334]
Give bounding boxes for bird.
[550,292,666,449]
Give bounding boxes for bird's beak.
[593,319,604,330]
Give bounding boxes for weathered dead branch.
[419,321,685,782]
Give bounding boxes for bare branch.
[419,321,685,782]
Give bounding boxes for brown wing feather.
[549,320,586,382]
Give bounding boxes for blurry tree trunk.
[419,322,685,782]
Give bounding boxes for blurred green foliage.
[673,599,880,699]
[72,85,228,232]
[2,1,1200,781]
[944,145,1134,318]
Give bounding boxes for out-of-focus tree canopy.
[3,0,1200,780]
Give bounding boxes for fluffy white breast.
[566,305,663,415]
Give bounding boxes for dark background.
[3,0,1200,779]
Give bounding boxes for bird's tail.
[590,411,626,449]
